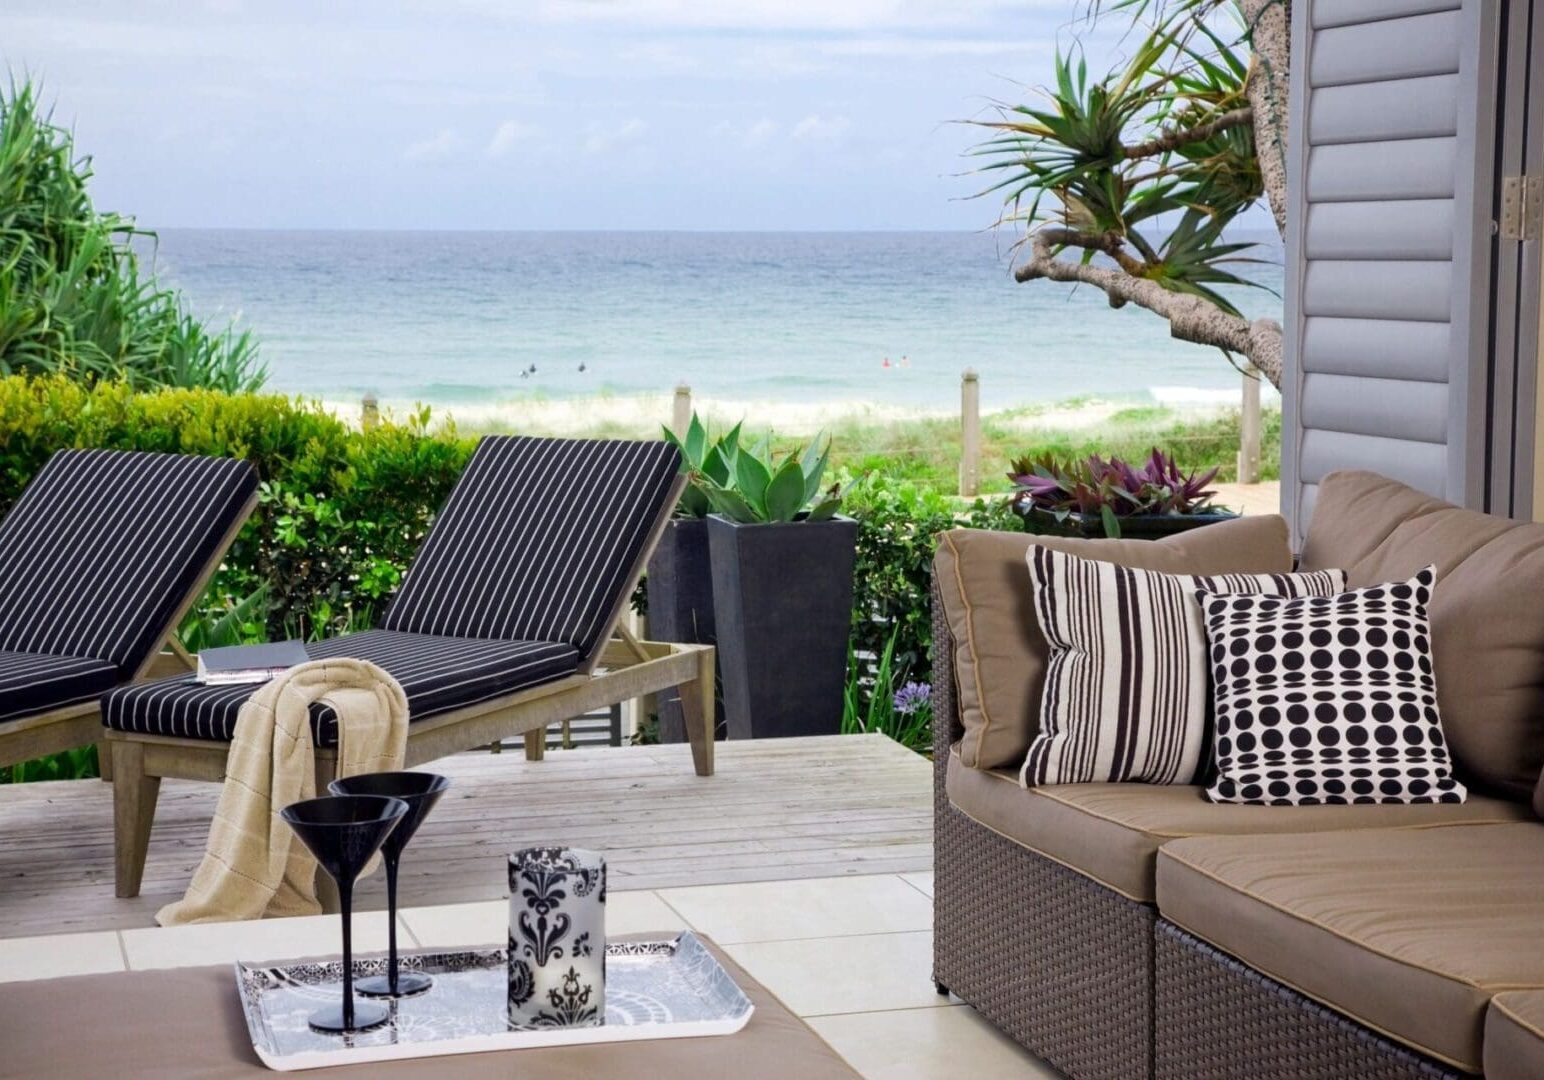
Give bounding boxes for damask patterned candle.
[506,847,607,1028]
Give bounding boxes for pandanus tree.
[971,0,1291,387]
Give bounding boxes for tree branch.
[1016,230,1283,387]
[1239,0,1290,237]
[1123,106,1255,160]
[1038,226,1149,275]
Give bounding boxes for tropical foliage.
[1008,446,1222,535]
[970,0,1289,384]
[0,81,263,392]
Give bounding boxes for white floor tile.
[401,890,686,949]
[724,931,943,1017]
[0,931,124,983]
[658,874,932,945]
[900,871,934,898]
[121,909,401,970]
[811,1005,1061,1079]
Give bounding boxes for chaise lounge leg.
[112,741,161,898]
[680,646,716,777]
[97,741,114,782]
[524,727,547,762]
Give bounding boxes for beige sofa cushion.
[1300,470,1544,800]
[1486,991,1544,1080]
[1157,824,1544,1072]
[933,515,1294,769]
[944,746,1525,902]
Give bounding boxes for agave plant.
[661,413,743,518]
[1009,447,1222,538]
[688,429,845,524]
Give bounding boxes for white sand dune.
[320,390,1265,438]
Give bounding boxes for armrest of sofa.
[931,575,965,798]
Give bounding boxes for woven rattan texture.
[1154,920,1462,1080]
[932,581,1156,1080]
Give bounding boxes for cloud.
[486,120,539,157]
[403,128,461,162]
[521,0,1060,32]
[791,114,851,141]
[583,118,646,156]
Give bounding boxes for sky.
[1,1,1150,231]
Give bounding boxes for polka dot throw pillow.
[1198,565,1466,805]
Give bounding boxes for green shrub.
[0,375,473,641]
[0,81,264,392]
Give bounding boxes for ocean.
[145,229,1284,413]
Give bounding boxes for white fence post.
[1238,366,1262,485]
[960,369,981,498]
[671,383,692,436]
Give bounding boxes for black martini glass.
[328,771,451,998]
[280,794,408,1034]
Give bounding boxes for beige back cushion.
[933,515,1293,769]
[1300,470,1544,801]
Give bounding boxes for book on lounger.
[195,641,310,685]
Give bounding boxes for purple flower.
[893,681,932,716]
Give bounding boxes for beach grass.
[454,398,1282,495]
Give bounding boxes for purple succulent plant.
[1008,447,1222,524]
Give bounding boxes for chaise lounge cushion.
[1485,991,1544,1080]
[0,651,120,724]
[945,746,1526,902]
[1300,470,1544,800]
[1156,824,1544,1072]
[102,630,578,746]
[933,514,1294,770]
[381,436,680,661]
[0,449,257,677]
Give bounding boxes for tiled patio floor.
[0,875,1057,1079]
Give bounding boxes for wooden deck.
[0,733,931,938]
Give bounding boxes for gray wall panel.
[1308,75,1458,144]
[1300,317,1451,381]
[1302,260,1451,321]
[1310,11,1460,86]
[1299,373,1449,443]
[1304,200,1453,260]
[1312,0,1457,30]
[1306,138,1456,201]
[1298,429,1449,490]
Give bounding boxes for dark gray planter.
[707,513,858,739]
[645,518,722,742]
[1020,504,1240,540]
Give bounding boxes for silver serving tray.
[236,931,753,1072]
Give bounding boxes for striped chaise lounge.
[0,448,258,773]
[103,435,716,898]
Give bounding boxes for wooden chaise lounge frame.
[105,474,715,899]
[0,491,260,779]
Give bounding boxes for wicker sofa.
[930,470,1544,1079]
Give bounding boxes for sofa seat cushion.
[934,515,1294,771]
[1156,824,1544,1072]
[1300,470,1544,800]
[946,748,1527,902]
[1486,992,1544,1080]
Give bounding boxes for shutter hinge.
[1500,176,1544,241]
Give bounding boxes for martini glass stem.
[340,878,356,1030]
[385,855,401,995]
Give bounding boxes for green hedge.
[0,377,1028,772]
[0,375,472,641]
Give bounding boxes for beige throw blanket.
[157,658,409,926]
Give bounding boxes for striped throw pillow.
[1020,546,1346,787]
